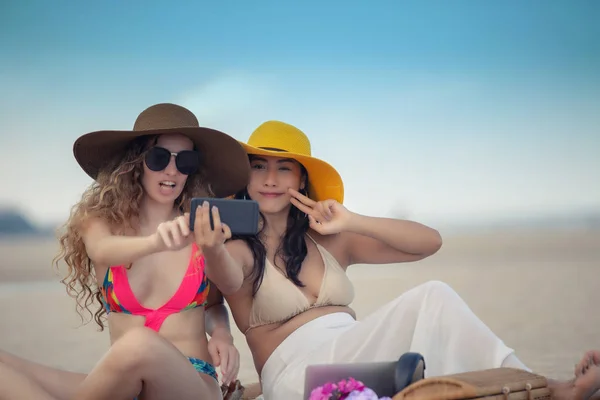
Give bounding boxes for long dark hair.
[232,158,310,296]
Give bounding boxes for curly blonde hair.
[53,134,213,330]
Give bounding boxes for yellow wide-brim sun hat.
[240,120,344,204]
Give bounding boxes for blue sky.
[1,0,599,228]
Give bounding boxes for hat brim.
[240,143,344,204]
[73,127,251,198]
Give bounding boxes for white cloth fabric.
[260,280,526,400]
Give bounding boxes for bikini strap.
[305,233,318,245]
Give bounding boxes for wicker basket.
[392,368,552,400]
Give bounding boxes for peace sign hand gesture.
[288,188,352,235]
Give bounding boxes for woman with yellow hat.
[0,103,249,399]
[201,120,600,400]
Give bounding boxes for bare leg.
[72,327,221,400]
[0,361,58,400]
[0,350,85,400]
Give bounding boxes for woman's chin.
[260,204,292,216]
[146,191,182,206]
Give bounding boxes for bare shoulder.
[224,239,255,276]
[80,216,112,242]
[80,217,112,282]
[306,229,351,267]
[225,238,253,257]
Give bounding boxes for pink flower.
[309,382,338,400]
[338,377,366,394]
[308,376,390,400]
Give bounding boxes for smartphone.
[189,197,260,236]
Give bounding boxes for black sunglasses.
[144,146,200,175]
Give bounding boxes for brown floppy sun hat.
[73,103,251,198]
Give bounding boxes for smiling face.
[247,155,307,215]
[141,133,195,205]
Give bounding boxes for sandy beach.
[0,227,599,388]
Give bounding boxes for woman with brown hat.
[197,120,600,400]
[0,103,250,399]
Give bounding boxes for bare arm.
[288,189,442,267]
[204,280,241,385]
[81,217,160,266]
[204,287,233,339]
[203,239,254,296]
[342,213,443,266]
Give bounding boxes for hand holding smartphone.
[189,198,260,236]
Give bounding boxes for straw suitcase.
[392,367,552,400]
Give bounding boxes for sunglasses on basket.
[144,146,200,175]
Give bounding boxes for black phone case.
[189,198,259,236]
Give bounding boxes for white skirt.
[260,280,522,400]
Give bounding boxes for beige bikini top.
[245,234,355,333]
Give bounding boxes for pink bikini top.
[99,243,210,332]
